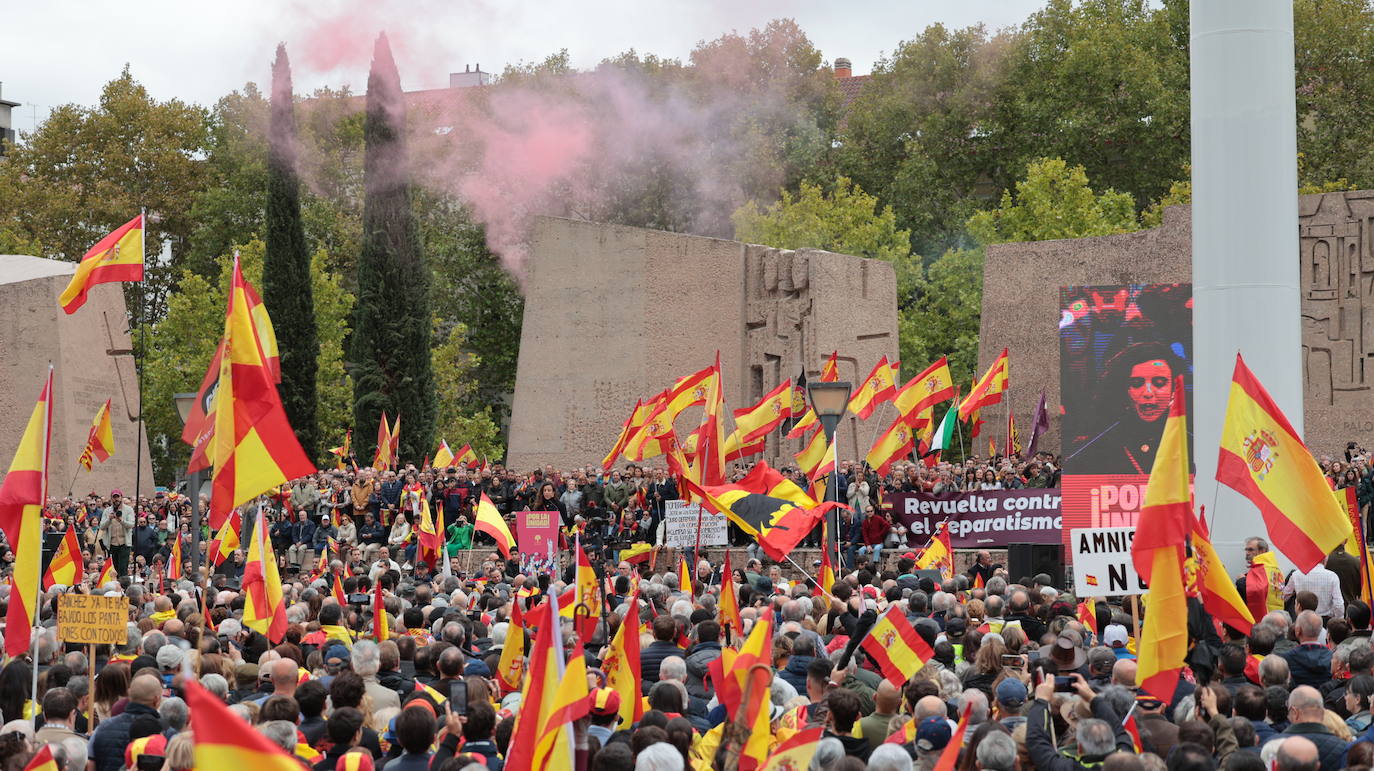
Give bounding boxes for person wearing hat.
[1051,628,1090,676]
[994,678,1028,731]
[1130,690,1179,757]
[1102,624,1135,661]
[97,489,135,576]
[587,687,622,746]
[1026,672,1134,771]
[914,714,952,766]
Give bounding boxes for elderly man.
[89,674,161,771]
[1027,673,1133,770]
[351,640,401,710]
[1269,686,1350,771]
[1281,611,1334,689]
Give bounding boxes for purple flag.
[1025,390,1050,458]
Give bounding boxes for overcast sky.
[2,0,1046,132]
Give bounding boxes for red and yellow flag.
[1191,511,1255,635]
[1132,377,1190,701]
[97,557,116,586]
[848,356,899,419]
[242,506,287,643]
[603,399,649,470]
[373,581,389,641]
[208,509,242,567]
[433,439,455,469]
[168,534,183,582]
[202,257,314,530]
[866,414,916,476]
[496,599,526,692]
[665,364,719,418]
[374,411,394,470]
[77,399,115,470]
[760,726,824,771]
[861,605,935,687]
[933,704,974,771]
[59,214,144,314]
[679,552,693,595]
[185,677,301,771]
[328,430,352,470]
[719,550,742,637]
[625,396,675,461]
[508,590,588,771]
[733,380,793,443]
[1218,354,1352,571]
[794,427,835,482]
[723,429,766,462]
[958,349,1009,420]
[814,523,836,598]
[455,443,477,467]
[20,743,60,771]
[1076,600,1098,638]
[916,522,952,578]
[687,353,727,488]
[820,351,839,382]
[415,495,441,569]
[332,572,346,607]
[476,493,516,559]
[603,587,645,727]
[560,538,601,643]
[1339,486,1374,606]
[0,368,53,657]
[42,527,80,589]
[895,356,956,421]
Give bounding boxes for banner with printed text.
[888,489,1063,548]
[516,510,560,576]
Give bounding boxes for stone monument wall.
[978,191,1374,454]
[0,254,154,498]
[507,217,898,471]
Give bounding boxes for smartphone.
[449,679,468,714]
[1000,654,1023,669]
[1053,676,1075,693]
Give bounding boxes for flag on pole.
[208,509,242,567]
[1076,600,1099,638]
[59,214,144,314]
[680,463,842,562]
[373,580,389,641]
[866,415,916,476]
[928,406,958,456]
[1217,353,1352,571]
[454,443,477,467]
[1338,487,1374,606]
[1190,510,1255,635]
[496,599,526,693]
[860,605,935,687]
[242,506,287,643]
[915,522,953,579]
[185,677,301,771]
[786,408,819,439]
[1006,408,1021,457]
[77,399,115,470]
[97,557,116,586]
[848,357,899,419]
[733,380,793,442]
[415,494,441,569]
[719,550,742,637]
[332,572,346,607]
[168,534,183,582]
[603,587,645,727]
[932,704,974,771]
[475,493,516,559]
[794,427,836,482]
[602,399,650,470]
[0,368,52,658]
[19,744,60,771]
[679,552,693,595]
[1131,376,1191,702]
[433,440,455,469]
[820,351,839,382]
[373,412,393,470]
[507,589,588,771]
[42,527,81,588]
[389,414,401,462]
[624,395,674,461]
[894,357,956,422]
[958,348,1009,419]
[814,523,836,597]
[1025,390,1050,458]
[760,726,824,771]
[201,257,315,530]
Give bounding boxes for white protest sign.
[1070,527,1148,597]
[663,499,728,549]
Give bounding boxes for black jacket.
[639,640,685,691]
[778,655,816,694]
[684,641,722,697]
[378,668,416,698]
[1026,697,1132,771]
[1278,722,1351,771]
[1281,644,1334,689]
[90,702,161,771]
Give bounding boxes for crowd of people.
[5,447,1374,771]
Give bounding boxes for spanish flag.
[168,534,183,582]
[603,587,644,727]
[689,353,727,488]
[1191,511,1255,635]
[1339,486,1374,605]
[866,414,916,476]
[242,506,287,643]
[814,523,836,597]
[915,522,952,578]
[59,214,144,314]
[0,368,52,658]
[455,443,477,467]
[202,257,315,530]
[723,429,766,462]
[1245,551,1285,620]
[733,380,793,442]
[894,356,956,421]
[848,356,899,419]
[1132,377,1190,702]
[208,509,242,567]
[433,439,455,469]
[787,407,818,439]
[820,351,840,382]
[507,590,588,771]
[666,364,719,418]
[77,399,115,470]
[373,580,389,641]
[496,599,526,693]
[681,463,842,561]
[761,726,824,771]
[332,572,346,607]
[625,398,675,461]
[185,677,301,771]
[42,527,80,589]
[1076,600,1098,638]
[415,495,441,569]
[794,427,835,482]
[679,552,693,594]
[602,399,649,470]
[373,411,394,470]
[719,550,743,637]
[934,705,975,771]
[1218,353,1352,571]
[389,413,401,461]
[958,348,1009,420]
[328,430,352,470]
[19,743,60,771]
[476,493,515,559]
[560,538,601,643]
[96,557,116,586]
[861,605,935,687]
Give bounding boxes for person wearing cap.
[1026,672,1133,771]
[97,489,135,576]
[1051,628,1089,677]
[913,714,952,768]
[1102,624,1135,661]
[1131,690,1178,756]
[994,678,1028,731]
[586,687,622,746]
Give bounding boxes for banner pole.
[133,208,147,501]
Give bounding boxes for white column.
[1191,0,1302,574]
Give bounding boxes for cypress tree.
[262,43,319,458]
[351,33,436,464]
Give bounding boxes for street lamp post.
[173,393,204,586]
[807,381,851,568]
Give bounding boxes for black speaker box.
[1007,543,1064,587]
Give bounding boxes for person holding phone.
[1026,673,1135,771]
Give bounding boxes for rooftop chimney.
[449,64,491,89]
[834,57,852,79]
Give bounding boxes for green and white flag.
[930,406,958,454]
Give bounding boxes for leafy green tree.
[311,249,355,457]
[431,322,505,460]
[0,67,210,318]
[966,158,1138,245]
[262,44,319,458]
[1294,0,1374,190]
[898,248,985,384]
[731,177,912,263]
[350,33,437,466]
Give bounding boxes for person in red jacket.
[860,508,893,569]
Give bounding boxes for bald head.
[1295,611,1322,643]
[1276,736,1319,771]
[915,695,945,721]
[128,674,163,708]
[875,680,901,713]
[1288,685,1324,722]
[1111,658,1137,688]
[270,658,297,693]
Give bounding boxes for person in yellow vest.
[1237,536,1286,622]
